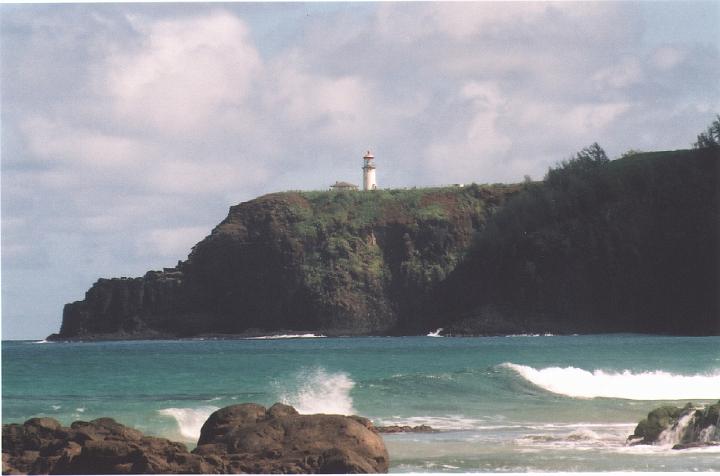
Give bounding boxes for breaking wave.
[279,367,356,415]
[158,406,219,440]
[501,363,720,400]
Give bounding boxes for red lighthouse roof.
[363,150,374,159]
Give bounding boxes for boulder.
[630,401,720,448]
[193,403,389,473]
[2,417,219,474]
[2,404,389,474]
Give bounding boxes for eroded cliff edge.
[54,185,517,339]
[51,147,720,340]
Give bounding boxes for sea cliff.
[51,147,720,340]
[53,185,518,339]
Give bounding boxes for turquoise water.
[3,335,719,472]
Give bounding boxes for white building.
[362,150,377,191]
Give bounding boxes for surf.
[158,406,219,440]
[246,333,326,340]
[278,367,356,415]
[501,363,720,400]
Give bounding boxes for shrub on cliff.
[438,146,720,335]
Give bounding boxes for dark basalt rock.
[629,401,720,448]
[193,403,389,473]
[51,186,517,341]
[2,404,389,474]
[2,417,216,474]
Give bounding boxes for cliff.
[54,185,519,339]
[51,147,720,340]
[435,147,720,335]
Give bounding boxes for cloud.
[425,81,512,181]
[136,226,209,258]
[104,11,262,135]
[651,46,686,71]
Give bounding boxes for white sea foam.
[51,405,62,410]
[698,425,718,443]
[247,333,326,340]
[427,328,444,337]
[279,368,356,415]
[501,363,720,400]
[32,339,51,344]
[158,406,219,440]
[657,411,697,446]
[75,407,85,413]
[375,415,487,431]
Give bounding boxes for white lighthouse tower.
[362,150,377,191]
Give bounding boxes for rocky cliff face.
[52,147,719,340]
[53,185,517,339]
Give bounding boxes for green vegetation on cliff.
[58,184,518,338]
[55,145,719,340]
[436,146,719,335]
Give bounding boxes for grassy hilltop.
[55,146,719,339]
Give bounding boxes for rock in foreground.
[629,401,720,449]
[193,403,389,473]
[2,403,389,474]
[1,417,215,474]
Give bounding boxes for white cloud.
[20,116,151,168]
[136,226,209,258]
[425,81,511,182]
[376,2,550,42]
[265,57,374,142]
[104,11,262,135]
[516,101,631,138]
[592,57,644,89]
[652,46,686,71]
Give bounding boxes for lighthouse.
[362,150,377,191]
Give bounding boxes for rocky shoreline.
[2,403,389,474]
[629,401,720,449]
[5,401,719,474]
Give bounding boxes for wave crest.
[279,368,356,415]
[501,363,720,400]
[158,406,219,440]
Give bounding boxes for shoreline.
[39,330,720,343]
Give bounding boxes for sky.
[2,1,719,340]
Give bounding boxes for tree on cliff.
[693,115,720,149]
[436,144,719,335]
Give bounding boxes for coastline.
[4,335,719,472]
[44,329,719,343]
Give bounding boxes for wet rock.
[3,403,389,474]
[630,401,720,448]
[194,403,389,473]
[672,441,720,450]
[2,417,218,474]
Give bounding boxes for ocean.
[2,335,719,472]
